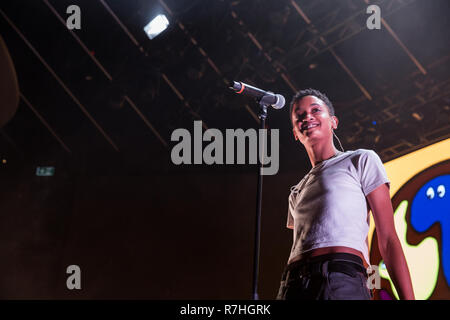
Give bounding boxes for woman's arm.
[366,183,415,300]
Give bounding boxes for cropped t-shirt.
[286,149,390,266]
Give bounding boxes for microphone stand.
[252,96,271,300]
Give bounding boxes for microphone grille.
[272,94,285,109]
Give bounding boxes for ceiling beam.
[99,0,209,130]
[285,0,416,70]
[0,8,120,152]
[42,0,168,148]
[20,93,72,154]
[291,1,373,100]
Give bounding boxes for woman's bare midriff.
[288,246,368,268]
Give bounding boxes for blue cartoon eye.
[426,187,435,199]
[437,185,445,198]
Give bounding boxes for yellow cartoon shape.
[379,200,439,300]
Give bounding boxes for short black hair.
[289,89,335,122]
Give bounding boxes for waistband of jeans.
[285,252,364,273]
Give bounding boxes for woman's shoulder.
[348,148,380,158]
[340,149,383,165]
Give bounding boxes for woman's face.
[291,95,338,146]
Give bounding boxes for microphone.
[229,81,285,109]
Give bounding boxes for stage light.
[143,14,169,40]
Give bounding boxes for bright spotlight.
[144,14,169,40]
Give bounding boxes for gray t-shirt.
[287,149,390,266]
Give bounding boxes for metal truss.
[283,0,416,70]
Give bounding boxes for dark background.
[0,0,449,299]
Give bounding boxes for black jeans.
[276,253,372,300]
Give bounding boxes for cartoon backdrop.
[369,138,450,300]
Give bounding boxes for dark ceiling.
[0,0,449,299]
[1,0,449,174]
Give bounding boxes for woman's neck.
[306,143,340,167]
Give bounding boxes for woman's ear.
[332,116,339,129]
[293,128,298,141]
